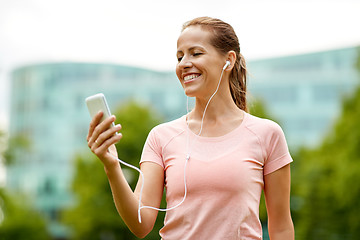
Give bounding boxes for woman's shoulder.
[150,115,187,138]
[243,113,290,159]
[243,112,285,137]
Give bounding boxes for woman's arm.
[105,161,164,238]
[87,112,164,238]
[264,164,294,240]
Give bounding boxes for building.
[247,46,359,148]
[7,46,359,237]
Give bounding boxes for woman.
[87,17,294,239]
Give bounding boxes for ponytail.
[229,53,248,112]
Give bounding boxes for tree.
[0,188,52,240]
[63,100,165,240]
[3,134,31,165]
[0,129,6,160]
[293,51,360,239]
[248,97,280,123]
[0,128,51,240]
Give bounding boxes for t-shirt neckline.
[182,111,248,142]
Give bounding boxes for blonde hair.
[182,17,248,112]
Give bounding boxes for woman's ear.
[226,50,237,71]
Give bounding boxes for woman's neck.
[192,91,240,121]
[186,93,244,137]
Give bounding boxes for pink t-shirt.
[140,112,293,240]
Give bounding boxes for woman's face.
[176,26,226,98]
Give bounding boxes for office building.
[247,46,359,148]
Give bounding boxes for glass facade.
[7,46,359,236]
[247,46,359,148]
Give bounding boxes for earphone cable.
[111,65,227,223]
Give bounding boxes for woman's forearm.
[269,230,294,240]
[268,219,294,240]
[104,164,154,238]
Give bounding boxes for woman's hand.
[87,111,122,169]
[87,112,164,237]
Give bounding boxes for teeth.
[184,74,199,81]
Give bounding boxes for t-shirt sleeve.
[139,127,164,168]
[263,121,293,175]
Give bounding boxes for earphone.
[223,60,230,70]
[112,60,230,223]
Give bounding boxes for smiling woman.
[176,17,248,112]
[176,26,227,98]
[87,16,294,240]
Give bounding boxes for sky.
[0,0,359,129]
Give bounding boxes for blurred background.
[1,0,360,239]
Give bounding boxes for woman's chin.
[183,88,197,98]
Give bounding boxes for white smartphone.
[85,93,115,128]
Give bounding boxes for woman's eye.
[177,52,202,62]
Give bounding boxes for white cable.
[109,153,145,222]
[197,68,225,136]
[110,138,189,223]
[111,66,226,223]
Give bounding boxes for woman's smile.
[183,73,201,84]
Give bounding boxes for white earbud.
[223,60,231,70]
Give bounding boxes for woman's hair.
[182,17,248,112]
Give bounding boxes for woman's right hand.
[87,111,123,169]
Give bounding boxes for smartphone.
[85,93,115,128]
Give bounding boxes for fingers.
[92,116,117,143]
[93,132,122,156]
[87,113,122,156]
[88,113,115,145]
[87,111,103,142]
[94,123,122,148]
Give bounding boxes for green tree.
[0,129,6,159]
[0,188,51,240]
[3,134,31,166]
[293,55,360,239]
[248,97,280,123]
[0,128,51,240]
[63,101,165,240]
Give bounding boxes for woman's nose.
[178,57,193,69]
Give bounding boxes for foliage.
[0,129,6,157]
[3,134,31,165]
[248,97,280,124]
[0,188,51,240]
[293,84,360,238]
[63,100,165,240]
[355,47,360,71]
[0,129,50,239]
